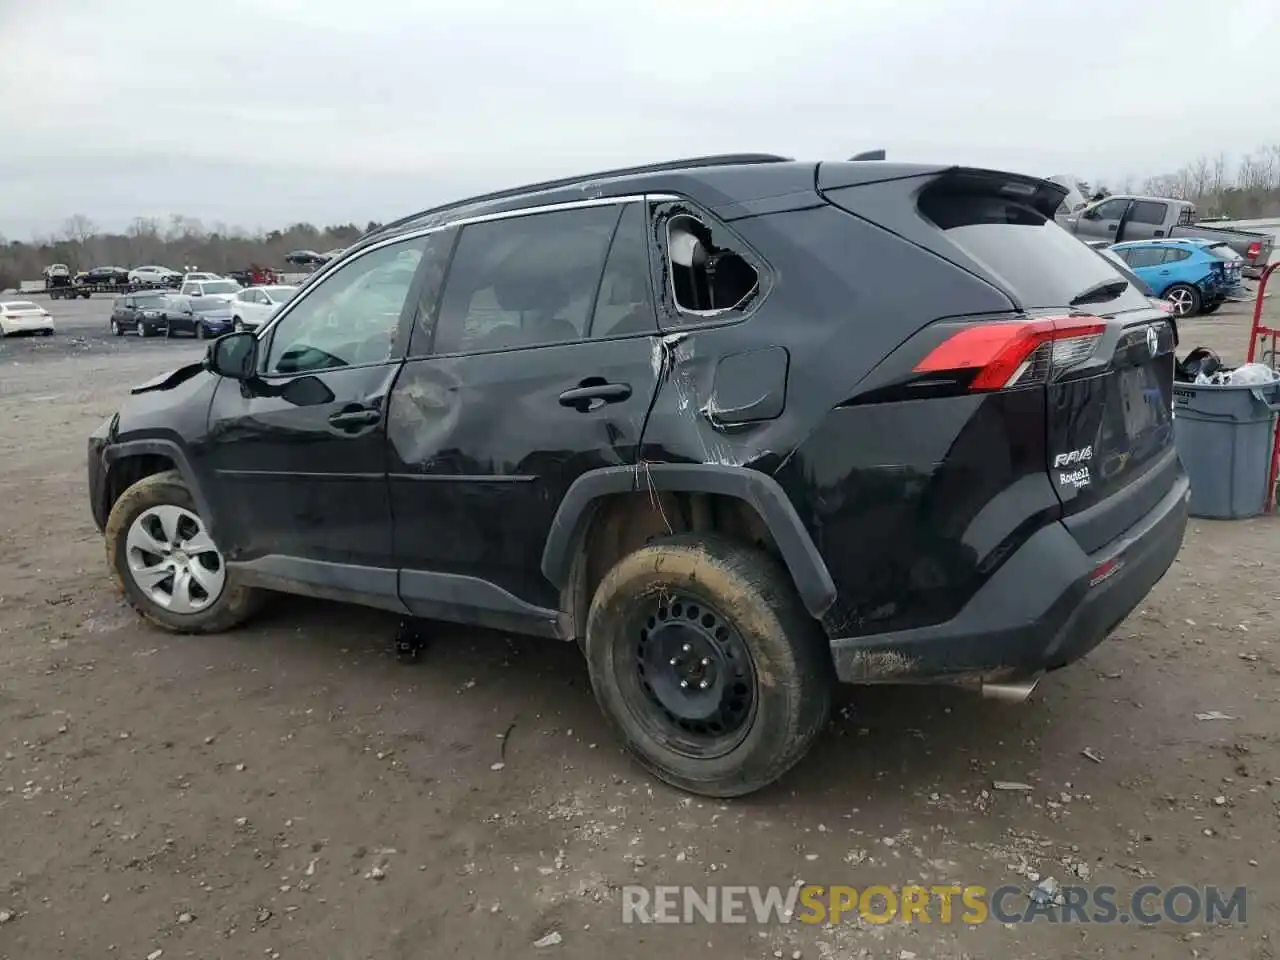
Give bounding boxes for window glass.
[180,283,197,296]
[1092,199,1129,220]
[1123,247,1162,269]
[918,193,1150,311]
[589,203,656,338]
[405,228,459,357]
[264,236,425,374]
[432,205,621,355]
[1128,201,1167,225]
[1164,248,1191,263]
[1178,206,1196,225]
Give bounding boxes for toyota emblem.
[1146,325,1159,356]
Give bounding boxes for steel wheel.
[136,320,146,337]
[111,319,121,336]
[124,505,226,614]
[1164,285,1198,317]
[625,593,758,760]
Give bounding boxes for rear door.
[388,199,663,616]
[1124,200,1170,241]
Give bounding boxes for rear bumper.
[829,470,1190,684]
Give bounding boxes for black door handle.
[329,407,381,428]
[559,382,632,411]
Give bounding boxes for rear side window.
[432,205,620,355]
[919,191,1151,311]
[1129,201,1167,224]
[590,202,657,338]
[1164,248,1191,263]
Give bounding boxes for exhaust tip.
[981,676,1041,703]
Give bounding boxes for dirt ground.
[1,294,1277,960]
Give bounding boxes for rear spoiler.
[819,162,1070,221]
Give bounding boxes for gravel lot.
[1,293,1278,960]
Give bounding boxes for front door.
[1078,197,1131,242]
[386,200,663,623]
[203,233,429,600]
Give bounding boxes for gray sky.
[1,0,1275,239]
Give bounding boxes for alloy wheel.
[125,504,226,614]
[1165,287,1196,317]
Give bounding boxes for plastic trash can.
[1173,381,1280,519]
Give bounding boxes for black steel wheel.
[585,533,833,798]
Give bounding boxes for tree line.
[1084,143,1280,218]
[4,143,1280,291]
[0,216,384,291]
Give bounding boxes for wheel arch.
[541,464,837,628]
[103,440,219,538]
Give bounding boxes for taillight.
[1247,242,1261,259]
[914,316,1106,392]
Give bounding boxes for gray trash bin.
[1173,380,1280,519]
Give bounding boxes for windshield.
[135,294,167,308]
[265,286,298,303]
[201,280,240,294]
[1206,243,1242,261]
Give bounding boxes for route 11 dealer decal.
[1054,446,1092,489]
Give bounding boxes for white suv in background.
[230,284,298,331]
[179,278,242,303]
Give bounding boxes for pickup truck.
[1060,194,1274,277]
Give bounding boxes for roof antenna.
[848,149,886,161]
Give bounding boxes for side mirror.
[206,330,258,381]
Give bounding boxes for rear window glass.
[3,301,39,311]
[1206,243,1241,261]
[919,192,1151,311]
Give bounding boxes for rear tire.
[1163,283,1202,317]
[105,470,263,634]
[583,533,833,798]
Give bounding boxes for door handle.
[329,407,381,428]
[558,382,632,411]
[1159,270,1170,275]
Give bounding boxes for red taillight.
[914,316,1106,392]
[1247,242,1261,259]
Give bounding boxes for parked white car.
[180,278,242,304]
[0,300,55,336]
[129,265,182,286]
[230,284,298,331]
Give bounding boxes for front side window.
[264,235,426,375]
[431,205,621,355]
[1091,199,1129,220]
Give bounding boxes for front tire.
[584,534,833,798]
[105,470,262,633]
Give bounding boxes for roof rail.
[359,153,793,242]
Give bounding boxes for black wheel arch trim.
[102,439,218,533]
[540,463,837,618]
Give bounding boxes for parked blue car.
[1107,238,1236,318]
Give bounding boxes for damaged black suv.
[88,154,1189,797]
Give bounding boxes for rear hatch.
[921,174,1177,554]
[823,166,1179,556]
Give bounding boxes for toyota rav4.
[87,154,1189,797]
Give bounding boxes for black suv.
[87,154,1189,797]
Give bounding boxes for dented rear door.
[387,200,663,614]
